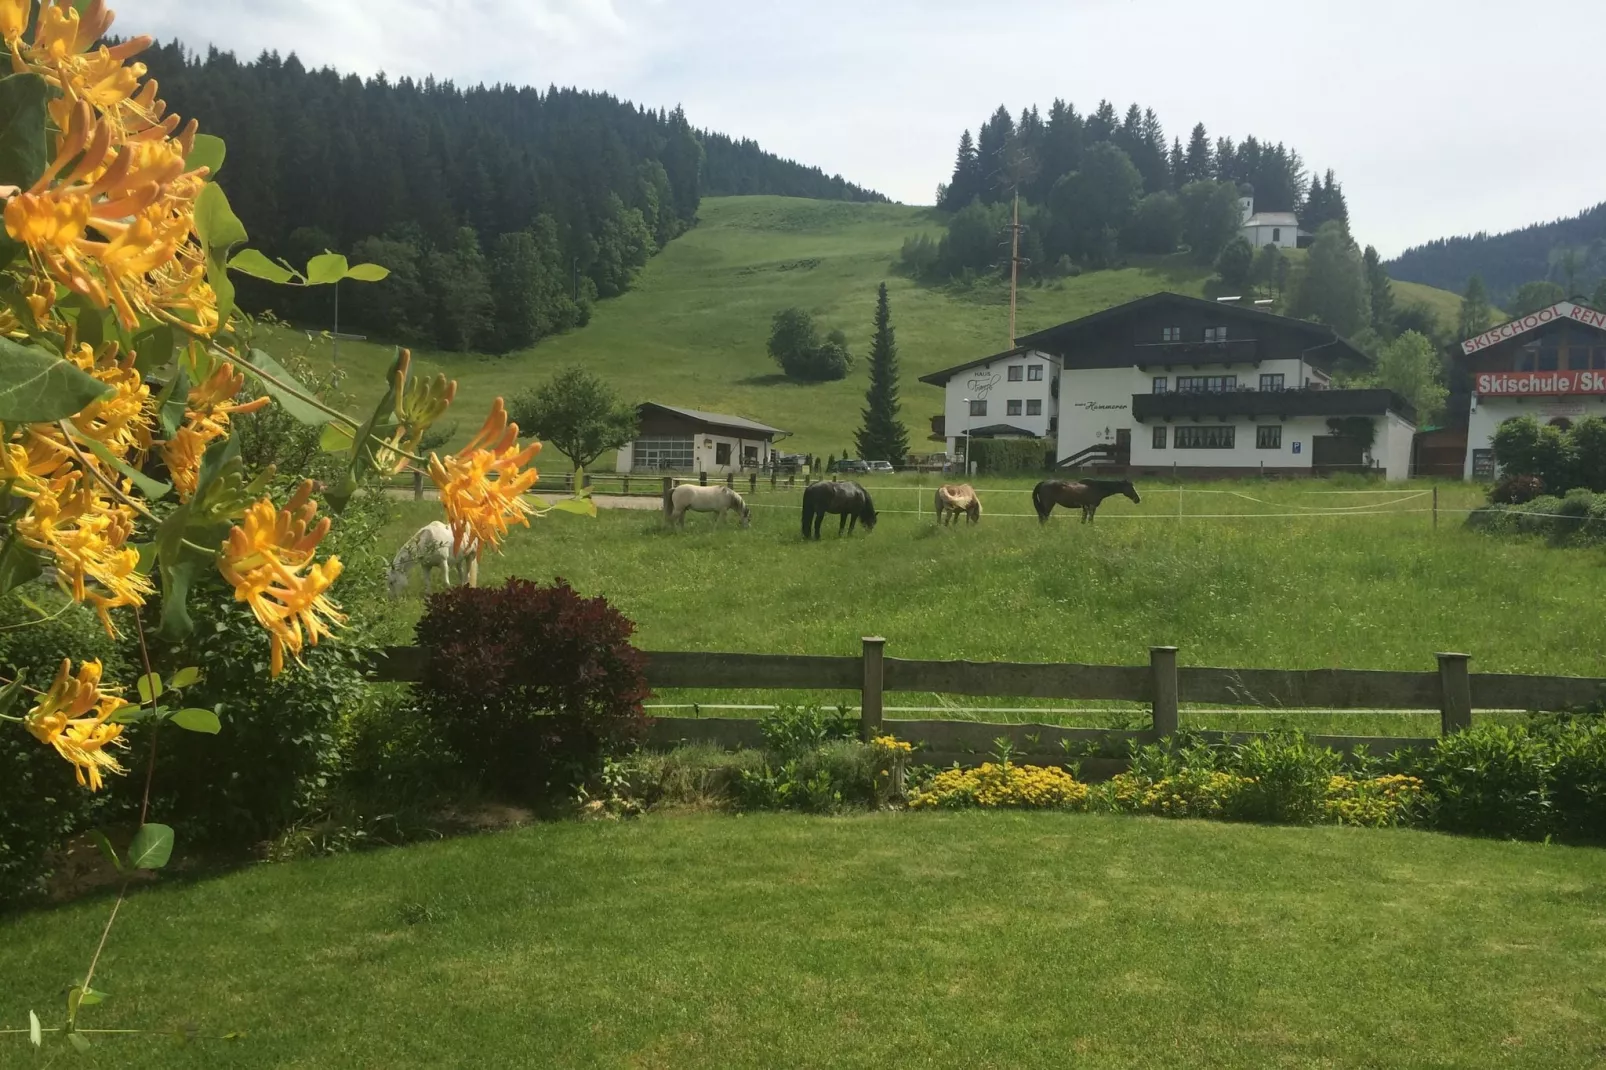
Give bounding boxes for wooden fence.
[366,640,1606,771]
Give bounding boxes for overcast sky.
[119,0,1602,259]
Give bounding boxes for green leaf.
[133,540,157,577]
[549,497,597,517]
[0,536,42,598]
[156,554,199,640]
[170,707,221,734]
[68,295,107,351]
[196,428,240,495]
[128,822,174,870]
[0,72,49,189]
[69,985,104,1009]
[136,672,163,704]
[0,336,115,421]
[170,666,202,688]
[327,349,405,512]
[156,364,190,438]
[0,672,24,718]
[227,247,295,284]
[132,324,176,375]
[89,831,123,873]
[305,252,349,285]
[67,1030,90,1053]
[241,348,331,426]
[194,182,248,254]
[28,1009,40,1047]
[65,420,172,501]
[343,262,390,282]
[207,254,236,334]
[318,422,353,453]
[185,133,226,177]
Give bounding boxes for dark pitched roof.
[1450,298,1606,357]
[1017,292,1364,366]
[918,346,1030,388]
[637,402,787,437]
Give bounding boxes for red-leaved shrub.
[414,578,649,799]
[1491,474,1545,504]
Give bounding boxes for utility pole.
[1008,190,1023,347]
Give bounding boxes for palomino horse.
[666,483,751,527]
[388,521,478,598]
[934,484,982,525]
[801,480,877,539]
[1032,479,1141,524]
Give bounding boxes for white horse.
[387,521,479,598]
[665,483,751,528]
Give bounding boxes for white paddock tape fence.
[741,484,1449,522]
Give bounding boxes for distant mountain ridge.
[1385,201,1606,305]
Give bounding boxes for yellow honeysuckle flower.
[11,470,151,635]
[0,0,26,47]
[217,480,345,677]
[24,658,128,791]
[428,398,540,556]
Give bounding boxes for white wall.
[1465,394,1606,479]
[1378,412,1416,482]
[617,432,772,473]
[1129,415,1327,471]
[942,349,1058,456]
[1242,223,1298,249]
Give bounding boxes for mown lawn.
[4,813,1604,1068]
[373,476,1606,732]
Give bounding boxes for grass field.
[266,196,1469,459]
[5,812,1604,1068]
[374,475,1606,734]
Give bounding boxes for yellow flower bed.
[1323,774,1425,828]
[1105,771,1253,818]
[908,762,1090,810]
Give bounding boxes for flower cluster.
[1322,774,1425,828]
[217,480,345,677]
[22,658,129,791]
[429,398,540,557]
[1105,770,1254,818]
[870,735,913,756]
[908,762,1090,810]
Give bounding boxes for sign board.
[1461,301,1606,356]
[1474,370,1606,396]
[1540,399,1587,418]
[1291,441,1302,455]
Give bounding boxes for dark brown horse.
[1032,479,1140,524]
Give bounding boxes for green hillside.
[272,197,1462,458]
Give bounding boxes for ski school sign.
[1475,369,1606,396]
[1461,300,1606,355]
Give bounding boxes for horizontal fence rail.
[367,643,1606,766]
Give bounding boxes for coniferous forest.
[140,43,883,353]
[1385,202,1606,308]
[904,101,1347,283]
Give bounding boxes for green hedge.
[969,437,1051,475]
[1466,489,1606,544]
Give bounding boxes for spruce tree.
[1184,123,1213,182]
[1363,245,1395,336]
[855,283,910,465]
[1458,275,1494,339]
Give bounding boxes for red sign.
[1475,369,1606,396]
[1461,301,1606,355]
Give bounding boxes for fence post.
[699,470,707,486]
[661,476,672,514]
[750,472,757,495]
[1436,652,1472,735]
[727,471,734,489]
[1149,645,1179,738]
[623,475,630,496]
[860,636,885,741]
[771,470,777,490]
[1432,485,1439,530]
[412,468,423,501]
[788,474,795,488]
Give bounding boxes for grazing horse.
[934,483,982,526]
[1032,479,1141,524]
[801,480,877,539]
[387,521,478,598]
[666,483,751,528]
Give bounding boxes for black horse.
[801,480,877,539]
[1032,479,1141,524]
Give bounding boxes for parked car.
[864,461,894,474]
[829,459,870,474]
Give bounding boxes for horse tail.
[1032,482,1051,523]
